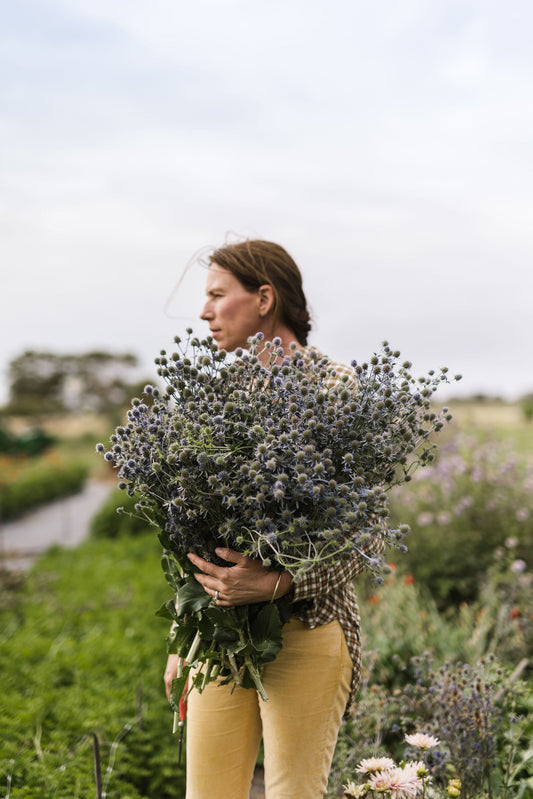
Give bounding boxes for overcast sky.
[1,0,532,405]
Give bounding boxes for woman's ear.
[257,284,274,317]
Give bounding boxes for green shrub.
[389,435,533,607]
[0,459,89,521]
[328,559,533,797]
[0,534,185,798]
[522,395,533,423]
[89,489,151,539]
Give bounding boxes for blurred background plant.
[1,348,532,797]
[389,434,533,607]
[329,566,533,797]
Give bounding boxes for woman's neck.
[256,322,301,367]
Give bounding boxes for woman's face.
[200,265,264,352]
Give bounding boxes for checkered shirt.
[289,347,385,715]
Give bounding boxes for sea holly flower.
[99,331,457,702]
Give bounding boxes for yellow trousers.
[185,618,352,799]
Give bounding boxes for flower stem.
[245,656,268,702]
[186,631,202,664]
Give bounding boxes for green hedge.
[0,533,185,798]
[0,461,89,521]
[89,489,151,539]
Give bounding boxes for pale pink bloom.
[511,559,527,574]
[366,770,395,793]
[437,511,451,525]
[368,764,423,798]
[417,512,434,527]
[516,508,530,522]
[405,732,440,749]
[356,756,395,774]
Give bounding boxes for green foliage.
[389,435,533,607]
[89,490,150,539]
[0,534,186,798]
[328,564,533,798]
[0,455,89,521]
[521,395,533,423]
[0,426,55,456]
[357,553,533,690]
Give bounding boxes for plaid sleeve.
[291,531,385,602]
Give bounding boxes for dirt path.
[0,479,112,570]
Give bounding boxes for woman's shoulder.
[296,345,357,390]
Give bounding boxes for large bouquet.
[98,331,459,709]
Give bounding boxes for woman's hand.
[163,654,181,702]
[187,547,292,606]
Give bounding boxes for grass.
[0,533,186,798]
[449,400,533,457]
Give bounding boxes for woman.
[164,239,381,799]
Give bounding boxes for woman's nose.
[200,302,212,320]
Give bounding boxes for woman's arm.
[291,533,385,602]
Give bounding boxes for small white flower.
[405,732,440,749]
[356,756,395,774]
[343,781,368,798]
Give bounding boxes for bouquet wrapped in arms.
[98,331,460,709]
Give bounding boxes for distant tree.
[521,393,533,423]
[7,351,66,414]
[6,349,145,415]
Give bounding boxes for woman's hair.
[208,239,312,345]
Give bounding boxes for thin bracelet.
[270,572,283,603]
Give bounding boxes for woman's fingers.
[214,547,244,564]
[164,654,181,702]
[187,548,245,574]
[186,550,292,605]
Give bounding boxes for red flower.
[404,574,415,585]
[510,608,521,619]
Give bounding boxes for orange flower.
[368,595,380,605]
[404,574,415,585]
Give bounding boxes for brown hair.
[208,239,312,345]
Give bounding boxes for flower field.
[0,401,532,798]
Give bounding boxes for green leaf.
[170,668,191,714]
[166,622,198,654]
[176,579,211,615]
[225,639,247,655]
[250,604,284,663]
[204,606,241,631]
[155,599,177,621]
[160,551,185,592]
